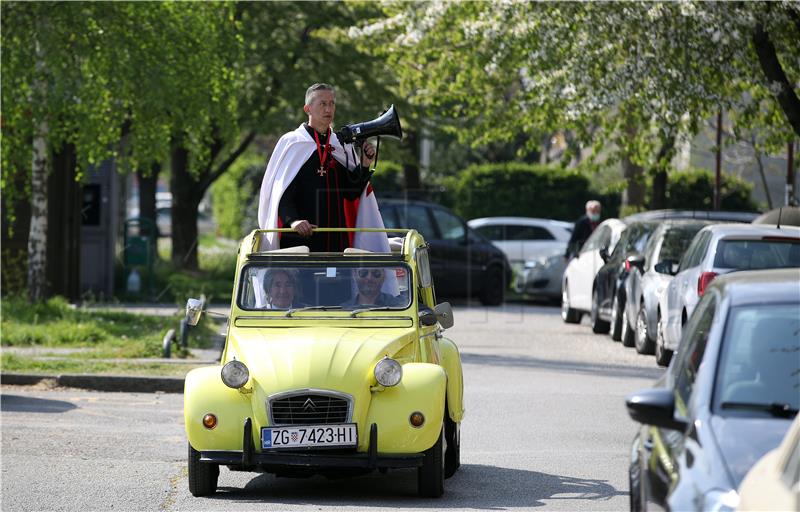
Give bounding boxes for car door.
[570,224,612,311]
[429,206,478,296]
[643,292,717,510]
[504,224,563,263]
[665,231,711,348]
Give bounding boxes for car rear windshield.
[238,263,412,311]
[658,225,707,262]
[714,238,800,270]
[714,303,800,416]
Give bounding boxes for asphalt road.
[1,303,664,511]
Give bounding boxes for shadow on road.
[461,352,664,380]
[0,394,78,414]
[206,463,626,508]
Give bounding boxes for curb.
[1,372,184,394]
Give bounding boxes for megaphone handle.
[371,136,381,172]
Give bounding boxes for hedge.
[663,167,756,211]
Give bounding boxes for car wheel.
[655,312,673,367]
[620,305,634,346]
[418,427,445,498]
[188,443,219,497]
[444,415,460,479]
[479,265,505,306]
[610,294,624,341]
[590,288,610,334]
[629,462,643,512]
[634,303,655,354]
[561,282,582,324]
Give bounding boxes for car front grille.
[268,391,352,426]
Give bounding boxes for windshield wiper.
[284,306,342,317]
[720,401,799,418]
[350,306,395,318]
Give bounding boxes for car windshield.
[238,263,412,312]
[714,239,800,270]
[715,303,800,416]
[658,225,706,262]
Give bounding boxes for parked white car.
[561,218,626,323]
[658,223,800,361]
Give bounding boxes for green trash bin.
[123,217,156,296]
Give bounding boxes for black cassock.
[278,124,371,252]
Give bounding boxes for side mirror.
[434,302,454,329]
[654,259,679,276]
[185,298,204,326]
[626,254,645,272]
[625,388,688,431]
[418,307,438,326]
[599,247,609,263]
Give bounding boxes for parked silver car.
[658,223,800,364]
[624,220,713,363]
[468,217,572,300]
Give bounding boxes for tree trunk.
[650,135,675,210]
[28,118,49,303]
[753,24,800,138]
[403,130,421,193]
[170,143,200,270]
[46,143,81,302]
[137,162,160,238]
[622,156,646,209]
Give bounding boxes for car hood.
[225,327,416,393]
[710,414,793,486]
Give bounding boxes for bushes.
[448,163,615,221]
[664,167,756,211]
[212,151,264,239]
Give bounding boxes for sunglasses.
[357,269,384,279]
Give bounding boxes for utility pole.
[714,110,723,210]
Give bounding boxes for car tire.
[610,294,624,341]
[479,265,505,306]
[444,415,460,479]
[590,288,610,334]
[655,312,673,367]
[634,303,655,354]
[418,428,445,498]
[188,443,219,497]
[561,282,582,324]
[620,305,634,346]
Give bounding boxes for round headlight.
[374,357,402,387]
[220,360,249,389]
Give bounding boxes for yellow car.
[183,228,465,498]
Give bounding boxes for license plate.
[261,424,357,449]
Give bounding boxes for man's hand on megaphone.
[360,141,376,168]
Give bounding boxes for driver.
[265,269,301,309]
[341,268,403,307]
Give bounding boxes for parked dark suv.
[379,199,511,305]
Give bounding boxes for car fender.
[439,336,465,423]
[184,366,253,451]
[365,362,446,453]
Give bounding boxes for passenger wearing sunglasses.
[340,268,403,308]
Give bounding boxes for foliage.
[212,150,264,239]
[370,160,405,195]
[664,168,757,211]
[0,295,217,358]
[352,2,799,173]
[448,163,614,221]
[0,353,208,377]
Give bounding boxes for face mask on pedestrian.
[589,213,600,222]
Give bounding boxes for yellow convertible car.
[183,228,464,498]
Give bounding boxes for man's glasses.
[357,269,383,279]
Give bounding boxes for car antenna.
[777,207,782,229]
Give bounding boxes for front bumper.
[199,419,424,470]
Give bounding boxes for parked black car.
[626,269,799,512]
[379,199,511,305]
[590,220,659,339]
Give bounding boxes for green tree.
[352,2,798,207]
[1,2,240,300]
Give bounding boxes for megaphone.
[336,105,403,144]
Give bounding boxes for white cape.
[257,124,389,253]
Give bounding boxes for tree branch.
[753,23,800,137]
[199,130,257,192]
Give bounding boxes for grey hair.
[585,200,601,211]
[305,83,336,105]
